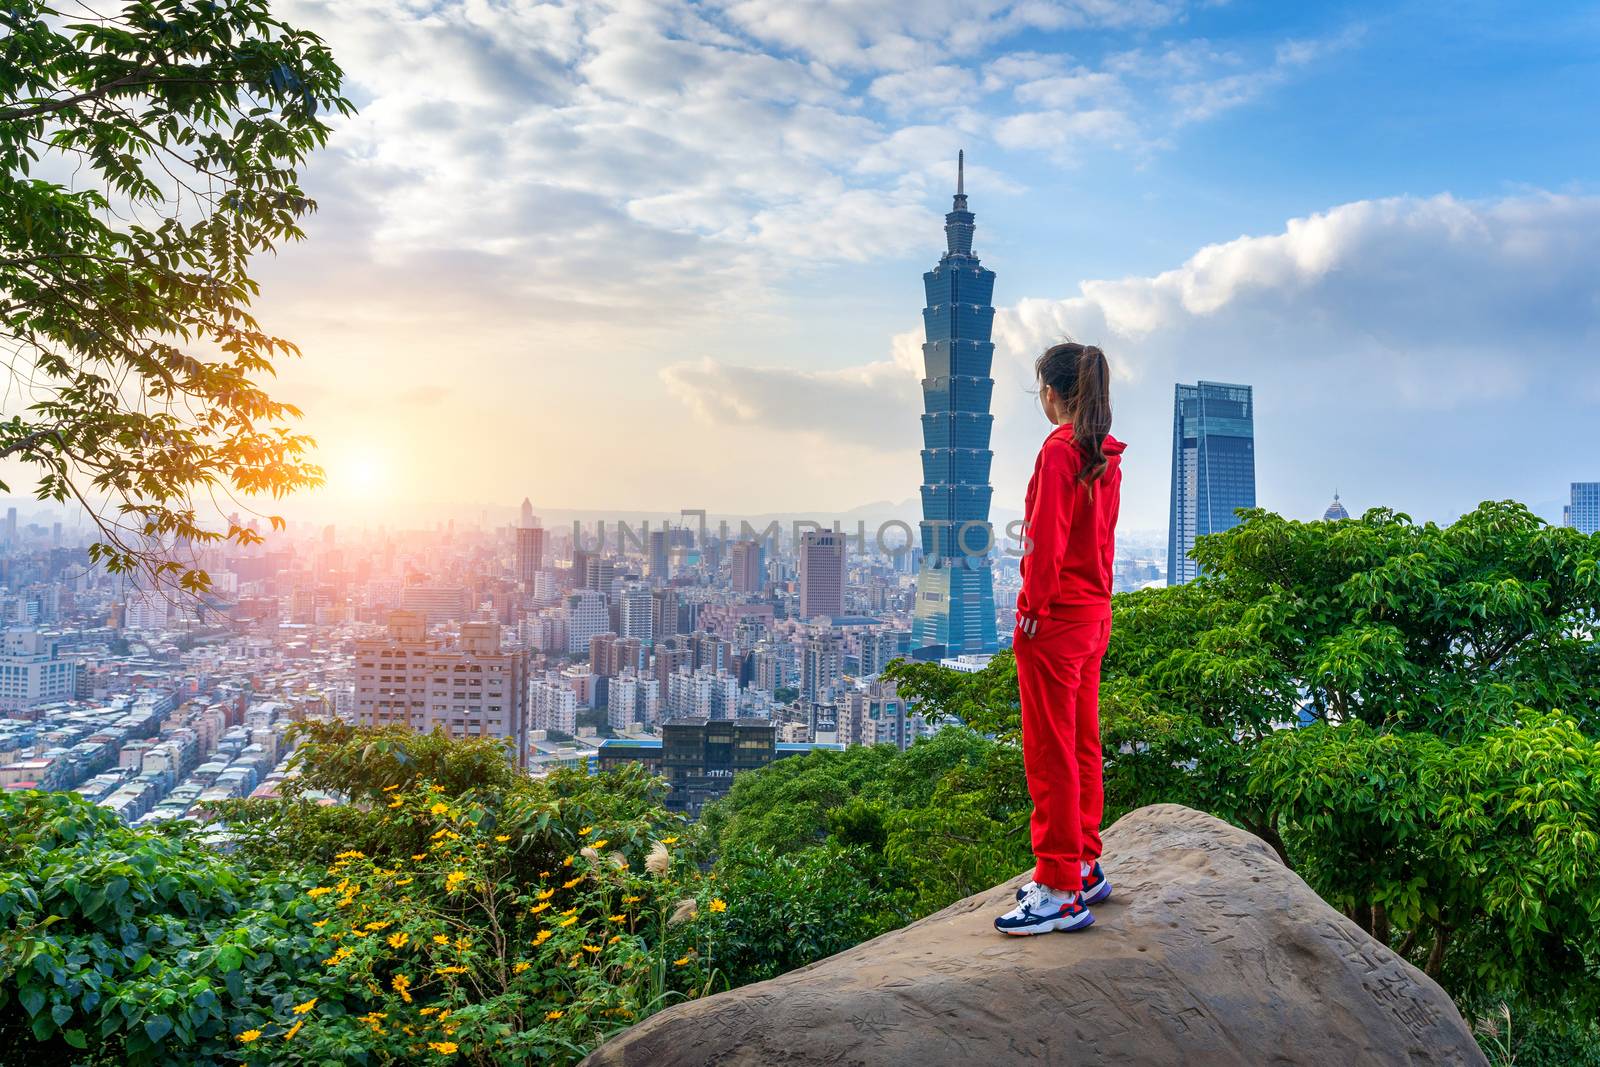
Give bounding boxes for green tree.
[1,0,351,591]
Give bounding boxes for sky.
[232,0,1600,535]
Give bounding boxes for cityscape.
[4,160,1598,826]
[4,1,1599,1063]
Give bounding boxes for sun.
[330,445,391,500]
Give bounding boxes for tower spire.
[957,149,964,196]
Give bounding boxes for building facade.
[798,530,846,620]
[1167,381,1256,585]
[353,612,530,764]
[1564,483,1600,534]
[912,152,998,655]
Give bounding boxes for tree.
[1,0,351,592]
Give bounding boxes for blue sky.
[250,0,1600,534]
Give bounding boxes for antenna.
[957,149,964,196]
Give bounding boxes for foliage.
[0,0,352,591]
[231,782,716,1066]
[0,789,324,1065]
[704,843,904,986]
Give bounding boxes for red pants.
[1014,615,1109,892]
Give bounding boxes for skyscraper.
[729,540,762,593]
[1168,381,1256,585]
[515,526,544,589]
[913,151,998,655]
[1565,483,1600,534]
[798,530,846,620]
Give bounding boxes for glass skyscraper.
[1565,483,1600,534]
[1167,381,1256,585]
[913,152,998,655]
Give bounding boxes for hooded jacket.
[1016,423,1125,631]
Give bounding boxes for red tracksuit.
[1015,423,1125,892]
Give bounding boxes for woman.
[995,342,1124,936]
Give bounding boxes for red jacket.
[1017,423,1125,628]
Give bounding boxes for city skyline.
[3,2,1599,538]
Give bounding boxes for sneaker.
[994,883,1095,936]
[1016,861,1112,905]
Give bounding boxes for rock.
[581,804,1486,1067]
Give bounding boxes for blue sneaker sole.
[996,909,1095,936]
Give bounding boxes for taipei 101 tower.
[911,151,999,655]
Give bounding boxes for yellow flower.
[608,914,625,922]
[495,834,511,842]
[323,947,353,966]
[513,961,531,974]
[311,919,329,929]
[335,850,366,860]
[546,1010,564,1021]
[455,936,472,952]
[431,802,449,816]
[388,798,403,808]
[608,935,621,944]
[434,933,451,945]
[238,1029,262,1043]
[709,898,727,913]
[534,885,556,901]
[412,853,427,861]
[582,944,602,954]
[364,920,392,931]
[562,876,583,889]
[673,956,691,966]
[350,929,369,939]
[562,856,574,867]
[292,998,318,1015]
[578,826,593,835]
[306,887,332,898]
[429,784,444,792]
[590,839,608,850]
[283,1019,304,1041]
[529,902,550,915]
[395,877,413,887]
[383,784,400,792]
[418,1007,439,1016]
[388,931,409,949]
[558,915,578,928]
[429,1042,459,1055]
[392,974,412,1003]
[532,930,553,946]
[445,871,468,891]
[621,895,641,904]
[560,907,577,917]
[661,836,679,845]
[435,965,468,975]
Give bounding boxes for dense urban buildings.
[912,152,999,656]
[1564,483,1600,534]
[1167,381,1257,585]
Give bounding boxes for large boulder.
[582,804,1486,1067]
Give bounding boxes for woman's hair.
[1034,342,1112,487]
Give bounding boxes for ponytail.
[1034,342,1113,488]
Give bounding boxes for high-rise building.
[354,612,530,764]
[618,584,654,646]
[730,540,763,593]
[1167,381,1256,585]
[1322,493,1350,522]
[520,497,538,529]
[0,630,79,713]
[801,634,843,703]
[912,151,998,655]
[1564,483,1600,534]
[565,589,610,654]
[516,526,545,588]
[648,529,671,582]
[798,530,846,621]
